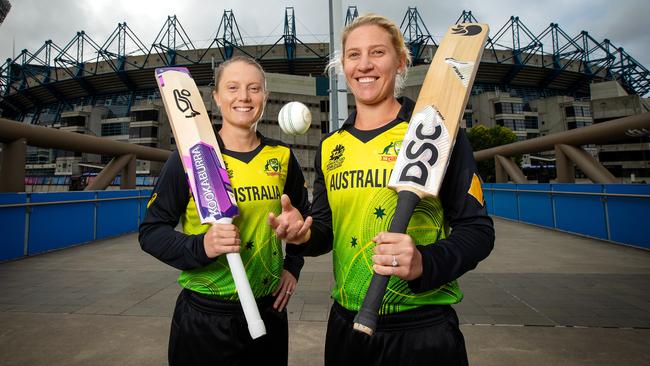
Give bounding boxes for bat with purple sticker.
[155,67,266,339]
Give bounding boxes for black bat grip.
[353,190,421,336]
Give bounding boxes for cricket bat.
[352,23,489,336]
[155,67,266,339]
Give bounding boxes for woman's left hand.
[372,232,423,281]
[272,270,298,311]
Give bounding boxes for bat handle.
[225,252,267,339]
[352,273,389,335]
[353,190,421,336]
[214,219,267,339]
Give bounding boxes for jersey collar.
[338,97,416,143]
[213,128,272,163]
[339,97,416,131]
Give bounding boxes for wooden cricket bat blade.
[391,23,489,198]
[155,67,238,224]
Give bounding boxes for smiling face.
[213,60,267,130]
[343,24,406,107]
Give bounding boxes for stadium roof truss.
[345,6,359,26]
[1,7,648,119]
[146,15,197,67]
[476,14,647,96]
[400,7,437,63]
[198,11,249,63]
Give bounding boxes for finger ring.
[391,255,398,267]
[286,290,292,295]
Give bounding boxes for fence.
[483,183,650,250]
[2,185,648,261]
[0,189,153,261]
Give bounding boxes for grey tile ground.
[0,218,649,365]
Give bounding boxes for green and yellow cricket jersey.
[299,98,495,315]
[318,109,463,314]
[179,142,294,299]
[140,133,309,301]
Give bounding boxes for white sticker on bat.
[444,58,475,88]
[388,105,451,197]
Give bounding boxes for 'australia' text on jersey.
[329,168,393,191]
[235,185,281,202]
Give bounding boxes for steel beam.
[475,112,650,161]
[85,154,136,191]
[557,144,617,183]
[554,144,575,183]
[0,138,26,192]
[0,118,170,162]
[495,155,527,183]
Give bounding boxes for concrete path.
[0,218,648,365]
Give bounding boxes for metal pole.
[334,0,348,129]
[551,190,558,229]
[328,0,347,132]
[328,0,339,132]
[602,186,612,241]
[93,191,98,241]
[23,194,31,256]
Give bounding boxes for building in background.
[590,81,650,182]
[0,7,648,191]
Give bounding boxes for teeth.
[358,77,376,83]
[234,107,252,112]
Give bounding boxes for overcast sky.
[1,0,649,71]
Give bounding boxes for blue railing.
[483,184,650,250]
[0,189,153,262]
[2,185,647,261]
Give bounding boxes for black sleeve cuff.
[284,221,333,257]
[407,245,436,294]
[283,253,305,280]
[192,233,214,268]
[407,222,495,294]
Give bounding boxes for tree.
[467,125,519,182]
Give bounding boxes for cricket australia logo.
[379,141,402,162]
[173,88,201,118]
[326,144,345,171]
[264,158,281,176]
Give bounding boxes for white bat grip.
[214,219,266,339]
[225,252,267,339]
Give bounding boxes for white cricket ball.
[278,101,312,135]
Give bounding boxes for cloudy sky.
[1,0,649,70]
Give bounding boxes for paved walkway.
[0,218,649,365]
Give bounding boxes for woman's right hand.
[268,194,312,244]
[203,223,241,258]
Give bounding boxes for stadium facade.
[1,7,648,191]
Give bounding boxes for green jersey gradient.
[178,145,289,300]
[321,122,462,314]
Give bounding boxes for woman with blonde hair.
[271,14,494,365]
[141,56,310,366]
